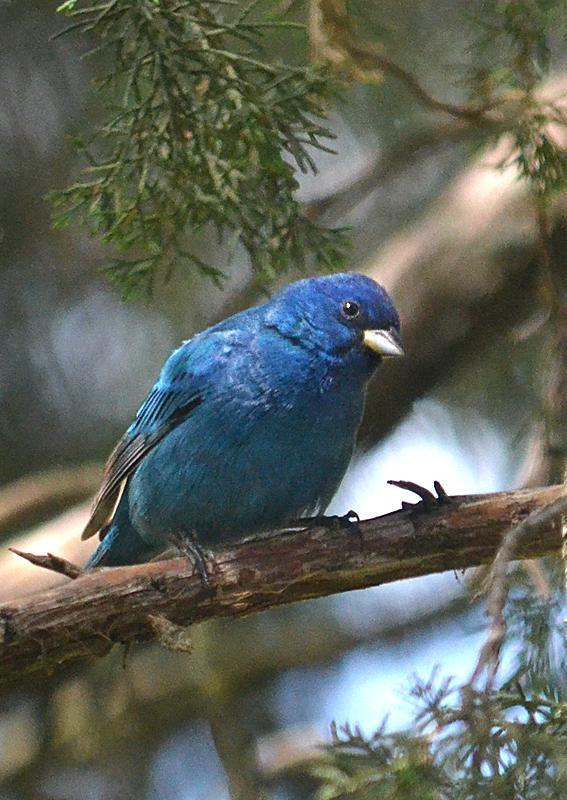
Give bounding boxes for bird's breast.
[128,342,368,545]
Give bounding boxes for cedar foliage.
[51,0,349,298]
[51,1,567,299]
[313,563,567,799]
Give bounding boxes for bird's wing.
[81,382,203,541]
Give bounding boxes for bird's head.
[265,273,403,372]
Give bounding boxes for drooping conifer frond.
[51,1,349,298]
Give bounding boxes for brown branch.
[8,549,84,580]
[530,200,567,486]
[310,0,502,126]
[0,484,564,687]
[355,51,497,124]
[360,123,567,445]
[208,699,264,800]
[0,502,93,601]
[304,122,481,225]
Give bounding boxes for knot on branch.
[147,614,194,653]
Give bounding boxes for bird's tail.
[85,522,158,569]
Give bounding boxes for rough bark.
[0,484,563,686]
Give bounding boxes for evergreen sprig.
[465,0,567,201]
[51,0,349,299]
[313,561,567,800]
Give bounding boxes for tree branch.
[360,126,567,445]
[303,121,481,225]
[0,485,563,686]
[310,0,502,125]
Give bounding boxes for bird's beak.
[363,328,404,358]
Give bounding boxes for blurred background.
[1,1,566,798]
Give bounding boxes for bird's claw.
[170,532,216,597]
[290,510,364,549]
[388,479,450,511]
[291,509,360,531]
[341,509,361,525]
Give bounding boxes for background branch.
[311,0,508,125]
[0,484,562,687]
[469,490,567,688]
[219,76,567,450]
[0,464,100,537]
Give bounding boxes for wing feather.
[81,388,202,540]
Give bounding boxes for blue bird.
[83,273,403,568]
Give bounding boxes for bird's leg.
[388,479,451,510]
[169,532,216,596]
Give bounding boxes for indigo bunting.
[83,273,403,568]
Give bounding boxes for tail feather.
[85,483,160,569]
[85,523,157,569]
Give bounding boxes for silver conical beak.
[363,328,404,357]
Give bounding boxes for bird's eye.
[341,300,360,319]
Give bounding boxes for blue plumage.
[83,273,402,568]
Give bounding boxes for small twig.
[532,197,567,587]
[9,548,84,580]
[433,480,448,500]
[304,121,479,224]
[535,202,559,314]
[310,0,501,126]
[522,559,552,601]
[368,53,499,125]
[468,490,567,689]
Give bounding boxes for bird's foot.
[290,509,360,531]
[170,532,216,597]
[388,479,450,511]
[290,510,364,549]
